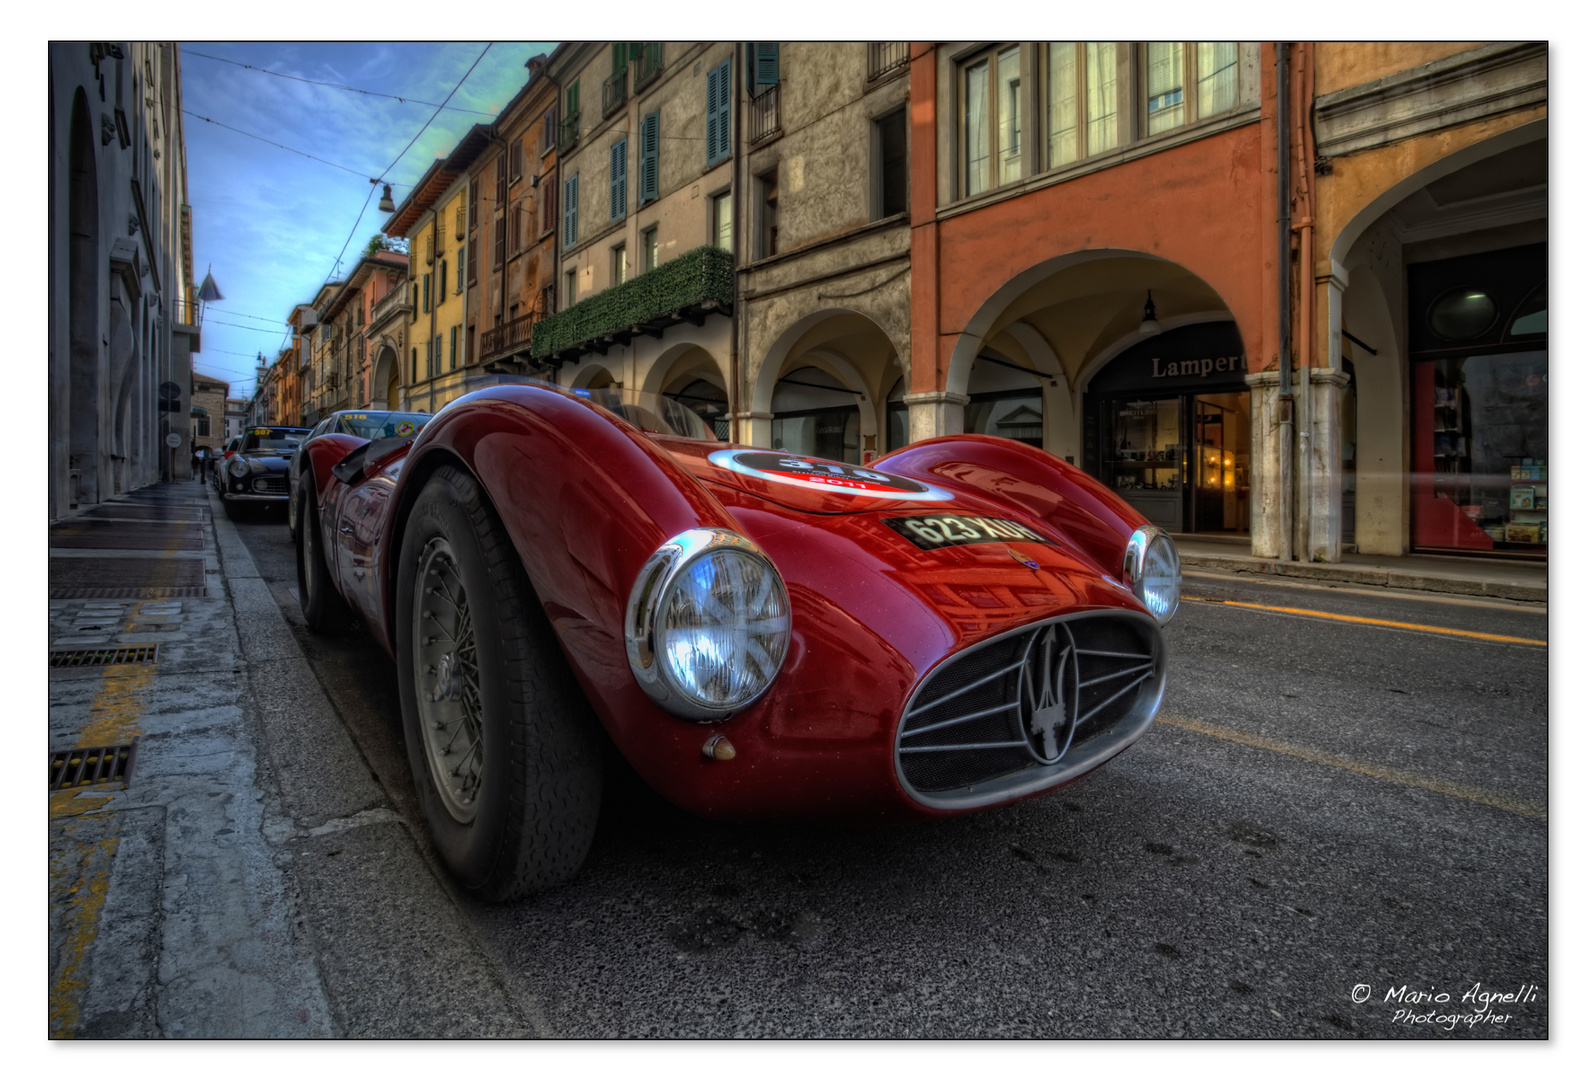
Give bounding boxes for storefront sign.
[1150,355,1244,379]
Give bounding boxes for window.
[457,247,465,292]
[438,261,447,301]
[1040,44,1125,176]
[747,43,779,92]
[641,225,658,273]
[874,108,908,219]
[434,334,442,377]
[422,273,431,313]
[566,267,577,306]
[1143,42,1238,136]
[449,325,458,370]
[509,205,521,254]
[541,108,557,154]
[197,416,210,437]
[541,185,556,235]
[757,169,778,259]
[712,192,732,252]
[962,45,1021,197]
[509,138,523,181]
[495,152,507,204]
[494,215,505,267]
[468,176,479,230]
[455,203,465,240]
[468,236,478,285]
[639,111,660,205]
[610,137,628,222]
[563,174,579,249]
[412,283,419,310]
[541,283,557,317]
[706,59,732,163]
[612,243,628,286]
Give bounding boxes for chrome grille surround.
[894,609,1166,811]
[252,475,289,496]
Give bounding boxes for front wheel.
[296,488,352,632]
[395,465,602,902]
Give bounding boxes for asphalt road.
[228,502,1548,1038]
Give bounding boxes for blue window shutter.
[747,43,778,91]
[640,112,659,204]
[705,62,722,164]
[610,138,627,221]
[564,174,578,248]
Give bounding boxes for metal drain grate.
[50,741,138,791]
[50,586,207,600]
[49,645,160,667]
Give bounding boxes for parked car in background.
[211,436,242,494]
[287,410,430,538]
[292,377,1180,902]
[218,426,310,520]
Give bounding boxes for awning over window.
[191,406,207,416]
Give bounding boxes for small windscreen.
[450,374,718,441]
[245,428,308,450]
[332,412,430,440]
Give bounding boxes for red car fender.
[875,435,1148,584]
[301,433,368,509]
[375,382,744,674]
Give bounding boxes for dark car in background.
[219,426,311,520]
[288,410,429,537]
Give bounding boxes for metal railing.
[868,42,910,81]
[172,296,204,327]
[602,70,628,118]
[750,82,781,144]
[480,304,546,361]
[370,286,411,326]
[557,113,580,154]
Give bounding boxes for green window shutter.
[640,111,659,204]
[566,79,580,119]
[747,43,778,92]
[612,43,626,76]
[706,59,731,163]
[564,174,579,248]
[450,326,457,369]
[610,138,628,221]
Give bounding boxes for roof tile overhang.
[382,124,494,237]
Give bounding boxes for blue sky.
[180,41,556,398]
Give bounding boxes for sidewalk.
[1172,535,1547,603]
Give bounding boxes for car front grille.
[252,476,288,495]
[895,611,1164,809]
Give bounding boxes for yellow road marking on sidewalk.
[1155,712,1546,820]
[1184,596,1547,646]
[49,595,163,1038]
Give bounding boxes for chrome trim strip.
[904,656,1029,717]
[899,699,1021,739]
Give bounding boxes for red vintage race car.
[294,377,1179,901]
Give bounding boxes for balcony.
[370,286,412,327]
[750,83,781,145]
[868,42,910,82]
[480,304,546,363]
[557,113,580,154]
[602,70,628,118]
[530,245,733,364]
[635,42,664,90]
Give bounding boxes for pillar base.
[904,390,969,442]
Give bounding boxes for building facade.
[191,373,227,451]
[48,41,199,516]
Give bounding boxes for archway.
[372,345,398,409]
[650,344,731,440]
[751,308,896,458]
[67,88,99,506]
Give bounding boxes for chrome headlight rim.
[1123,524,1181,625]
[227,456,250,478]
[624,527,791,722]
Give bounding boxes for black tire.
[296,488,352,632]
[395,465,603,902]
[222,498,244,522]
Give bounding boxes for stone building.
[48,41,199,515]
[190,373,227,451]
[317,249,408,411]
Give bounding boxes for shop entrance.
[1084,321,1251,536]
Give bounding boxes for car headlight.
[228,457,249,478]
[625,528,791,721]
[1123,525,1180,625]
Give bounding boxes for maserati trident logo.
[1019,624,1078,763]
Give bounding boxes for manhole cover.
[49,645,160,667]
[50,741,138,791]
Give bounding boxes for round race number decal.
[394,420,416,437]
[708,450,952,501]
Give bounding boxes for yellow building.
[383,127,493,412]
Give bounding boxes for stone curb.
[1178,552,1547,604]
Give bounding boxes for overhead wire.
[182,110,413,186]
[184,48,501,118]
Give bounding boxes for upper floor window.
[1046,42,1118,169]
[962,46,1022,198]
[1143,42,1238,136]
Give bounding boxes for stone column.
[1305,368,1350,562]
[905,390,969,443]
[1244,371,1289,559]
[737,410,773,449]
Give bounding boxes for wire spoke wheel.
[413,537,485,824]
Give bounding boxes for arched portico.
[749,308,897,457]
[371,345,398,409]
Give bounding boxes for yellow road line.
[1155,712,1546,820]
[1185,596,1547,646]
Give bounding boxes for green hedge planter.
[531,245,734,360]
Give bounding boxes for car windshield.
[451,374,717,441]
[331,411,429,440]
[243,428,306,451]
